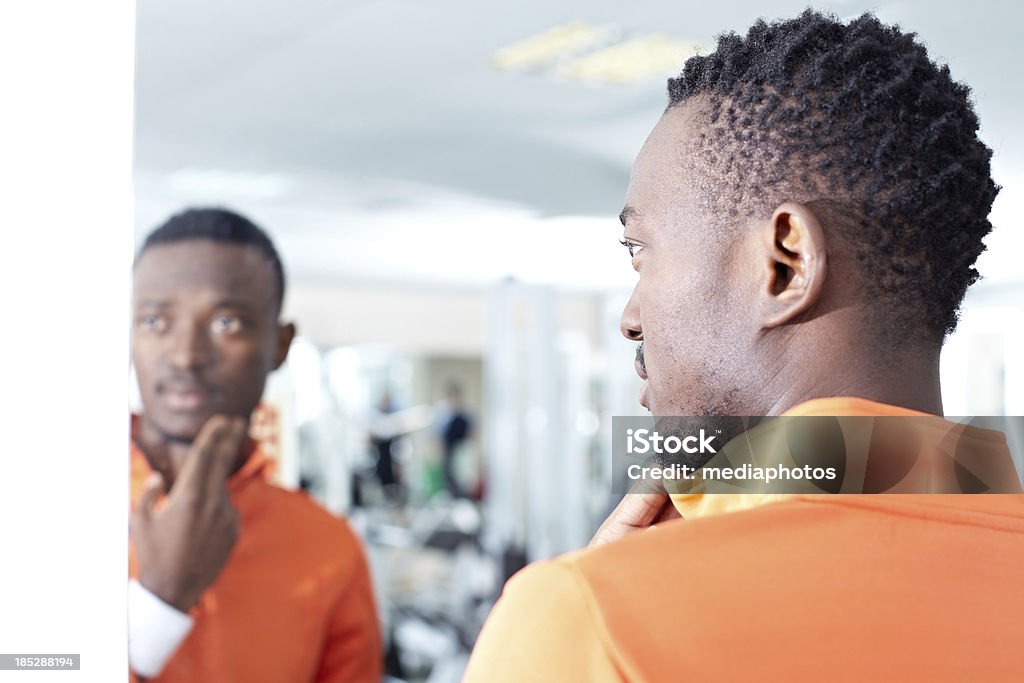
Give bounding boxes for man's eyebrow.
[619,206,636,227]
[212,299,260,310]
[134,298,260,309]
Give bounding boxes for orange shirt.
[464,398,1024,682]
[129,436,381,682]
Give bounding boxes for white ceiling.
[133,0,1024,290]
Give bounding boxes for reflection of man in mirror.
[129,208,381,681]
[466,11,1023,681]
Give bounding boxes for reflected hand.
[131,416,245,612]
[588,485,681,548]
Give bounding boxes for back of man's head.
[667,9,997,341]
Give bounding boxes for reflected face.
[132,240,291,442]
[619,103,753,416]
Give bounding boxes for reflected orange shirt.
[464,398,1024,682]
[129,434,381,682]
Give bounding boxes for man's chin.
[145,411,211,445]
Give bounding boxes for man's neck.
[759,339,944,417]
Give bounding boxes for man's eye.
[211,316,243,334]
[619,239,644,258]
[139,314,167,332]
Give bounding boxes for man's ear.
[760,202,828,328]
[273,322,297,369]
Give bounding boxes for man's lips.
[162,389,210,411]
[158,382,215,411]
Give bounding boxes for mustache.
[635,342,646,375]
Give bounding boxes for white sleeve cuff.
[127,579,194,677]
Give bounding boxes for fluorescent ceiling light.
[494,21,617,70]
[558,34,701,84]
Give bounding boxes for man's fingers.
[174,416,232,490]
[174,416,245,495]
[589,491,674,548]
[612,490,672,527]
[654,500,683,524]
[133,472,165,524]
[204,418,247,490]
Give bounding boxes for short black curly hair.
[138,207,286,312]
[667,9,998,339]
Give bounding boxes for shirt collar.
[667,396,973,519]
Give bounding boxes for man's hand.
[589,486,682,548]
[131,416,246,612]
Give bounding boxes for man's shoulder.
[570,493,1024,579]
[542,495,1024,680]
[567,497,812,572]
[555,493,1024,628]
[490,495,1024,681]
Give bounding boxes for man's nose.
[620,286,643,342]
[168,322,210,370]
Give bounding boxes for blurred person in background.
[437,381,473,499]
[369,390,404,501]
[129,208,381,681]
[464,10,1024,682]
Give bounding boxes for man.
[129,208,381,681]
[464,10,1023,682]
[369,391,403,500]
[438,382,472,499]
